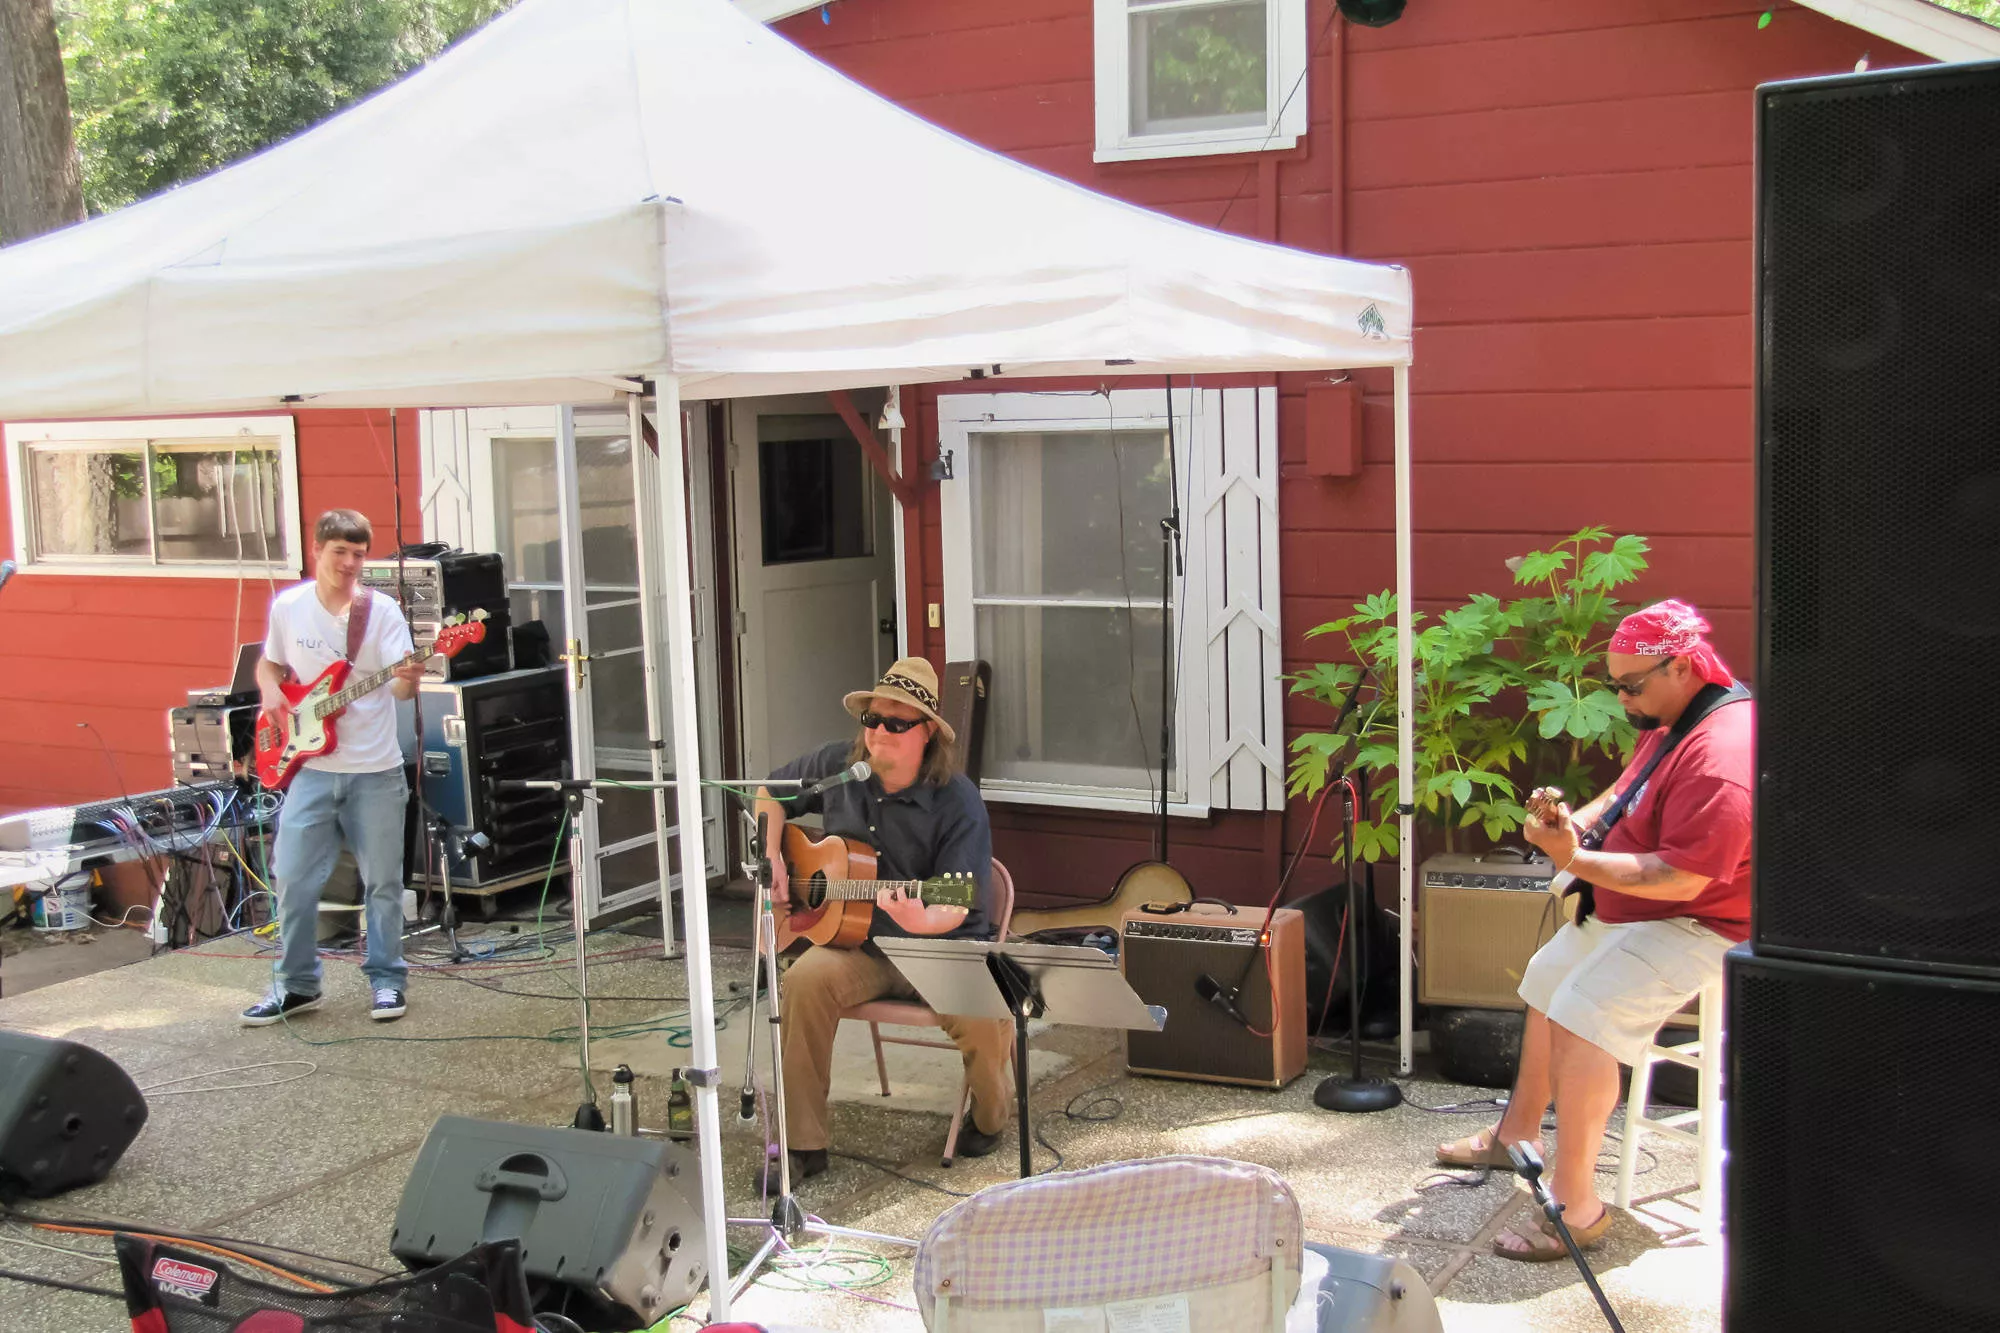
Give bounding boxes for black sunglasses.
[861,711,926,734]
[1607,657,1677,697]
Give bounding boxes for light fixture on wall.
[877,387,905,432]
[930,448,954,481]
[1337,0,1406,25]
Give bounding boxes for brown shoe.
[1493,1203,1615,1262]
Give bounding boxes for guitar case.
[941,659,990,780]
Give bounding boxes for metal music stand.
[875,937,1165,1179]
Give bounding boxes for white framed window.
[4,417,301,578]
[1094,0,1309,163]
[940,386,1284,817]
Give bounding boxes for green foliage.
[1140,7,1266,123]
[1926,0,1999,23]
[1287,529,1652,864]
[58,0,517,214]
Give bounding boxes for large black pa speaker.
[0,1031,147,1198]
[390,1116,705,1332]
[1725,947,2000,1330]
[1755,61,2000,978]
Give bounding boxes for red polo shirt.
[1593,700,1755,942]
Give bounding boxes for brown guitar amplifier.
[1417,853,1572,1010]
[1121,905,1307,1089]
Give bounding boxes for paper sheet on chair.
[1044,1295,1190,1333]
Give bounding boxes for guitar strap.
[1567,679,1752,921]
[344,589,374,664]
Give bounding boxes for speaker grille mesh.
[1757,66,2000,973]
[1726,951,2000,1330]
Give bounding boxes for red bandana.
[1609,599,1734,687]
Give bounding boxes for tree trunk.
[0,0,84,243]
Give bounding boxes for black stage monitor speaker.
[1755,60,2000,978]
[0,1032,147,1198]
[390,1116,704,1332]
[1725,947,2000,1330]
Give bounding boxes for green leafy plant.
[1506,528,1651,801]
[1287,591,1525,862]
[1287,528,1651,863]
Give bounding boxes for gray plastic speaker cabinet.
[0,1032,148,1198]
[390,1116,704,1327]
[1300,1244,1442,1332]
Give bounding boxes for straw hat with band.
[843,657,956,745]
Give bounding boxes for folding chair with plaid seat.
[914,1156,1304,1331]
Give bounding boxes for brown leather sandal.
[1492,1203,1615,1262]
[1435,1131,1525,1170]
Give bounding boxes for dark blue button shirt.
[770,741,995,942]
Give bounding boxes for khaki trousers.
[779,943,1014,1152]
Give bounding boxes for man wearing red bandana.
[1437,600,1753,1261]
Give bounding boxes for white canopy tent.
[0,0,1417,1315]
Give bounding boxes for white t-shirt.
[263,582,415,774]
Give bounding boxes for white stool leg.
[1614,1045,1656,1211]
[1697,981,1724,1237]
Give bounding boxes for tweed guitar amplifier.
[1418,852,1573,1010]
[1122,904,1307,1088]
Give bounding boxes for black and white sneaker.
[240,992,322,1026]
[371,988,408,1021]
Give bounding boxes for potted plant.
[1287,527,1652,863]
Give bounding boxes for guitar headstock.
[434,610,490,658]
[918,872,979,911]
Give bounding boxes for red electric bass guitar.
[254,614,487,791]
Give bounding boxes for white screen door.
[467,405,723,922]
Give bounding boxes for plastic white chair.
[1614,978,1724,1234]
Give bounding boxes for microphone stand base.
[1313,1074,1402,1114]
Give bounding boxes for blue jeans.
[272,766,409,996]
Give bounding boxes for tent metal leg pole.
[1392,362,1415,1078]
[630,390,681,959]
[651,375,736,1321]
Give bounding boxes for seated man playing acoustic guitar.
[754,657,1012,1190]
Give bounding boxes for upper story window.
[1095,0,1308,163]
[4,417,300,578]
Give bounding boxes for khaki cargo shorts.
[1517,913,1732,1065]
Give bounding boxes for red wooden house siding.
[0,3,1930,908]
[0,411,421,815]
[780,0,1919,905]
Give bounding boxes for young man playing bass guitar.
[754,657,1012,1190]
[242,509,425,1026]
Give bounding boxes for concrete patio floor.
[0,900,1720,1332]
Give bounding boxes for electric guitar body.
[254,614,487,791]
[1009,858,1194,936]
[254,662,351,791]
[775,824,978,951]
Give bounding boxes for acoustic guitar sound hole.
[806,876,826,910]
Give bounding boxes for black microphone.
[802,760,871,798]
[1195,972,1252,1029]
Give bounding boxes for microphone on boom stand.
[1312,664,1401,1114]
[800,760,871,798]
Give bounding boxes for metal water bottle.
[609,1064,637,1137]
[667,1067,695,1141]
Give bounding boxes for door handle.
[558,638,596,690]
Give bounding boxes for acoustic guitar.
[1008,859,1193,937]
[775,824,980,950]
